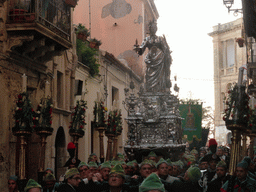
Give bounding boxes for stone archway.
[55,127,66,181]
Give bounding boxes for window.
[75,80,83,95]
[226,39,235,68]
[222,39,235,68]
[112,86,119,106]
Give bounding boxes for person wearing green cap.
[107,164,127,191]
[8,175,19,192]
[88,161,98,174]
[132,160,140,175]
[163,166,202,192]
[42,173,59,192]
[88,153,99,165]
[126,161,135,176]
[129,160,153,189]
[78,162,90,182]
[190,148,199,162]
[206,161,230,192]
[220,160,256,192]
[139,173,165,192]
[76,161,96,192]
[147,151,158,163]
[156,158,179,184]
[24,179,42,192]
[58,168,81,192]
[242,156,256,180]
[91,164,131,192]
[100,162,111,181]
[171,162,182,177]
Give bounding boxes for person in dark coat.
[58,168,81,192]
[92,164,131,192]
[163,166,202,192]
[206,160,230,192]
[129,160,153,188]
[221,160,256,192]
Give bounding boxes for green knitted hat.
[88,161,98,168]
[120,161,126,165]
[90,153,97,157]
[166,158,172,166]
[242,156,252,165]
[186,166,201,182]
[216,161,227,169]
[139,173,165,192]
[65,168,80,179]
[148,151,157,157]
[44,173,56,181]
[237,160,248,169]
[110,164,125,177]
[117,153,124,159]
[100,162,111,169]
[148,159,156,167]
[110,160,120,167]
[78,162,88,169]
[127,161,134,167]
[156,158,168,168]
[177,160,184,168]
[24,179,42,192]
[190,149,198,155]
[131,159,138,164]
[140,160,153,168]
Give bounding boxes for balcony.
[5,0,73,64]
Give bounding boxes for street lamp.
[223,0,242,16]
[223,0,234,10]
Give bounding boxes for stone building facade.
[209,18,247,145]
[0,0,78,190]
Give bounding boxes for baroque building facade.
[0,0,79,190]
[209,18,247,145]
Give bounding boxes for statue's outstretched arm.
[134,38,148,55]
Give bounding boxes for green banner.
[179,103,202,141]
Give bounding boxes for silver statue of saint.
[134,20,172,92]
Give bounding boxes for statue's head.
[148,20,157,36]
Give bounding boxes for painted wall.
[74,0,158,78]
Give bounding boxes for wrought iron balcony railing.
[7,0,71,41]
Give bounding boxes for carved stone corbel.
[7,35,34,52]
[22,38,45,55]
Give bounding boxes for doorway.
[55,127,66,181]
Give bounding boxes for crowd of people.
[8,139,256,192]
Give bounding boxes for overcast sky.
[154,0,243,108]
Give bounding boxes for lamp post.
[223,0,242,16]
[223,0,234,10]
